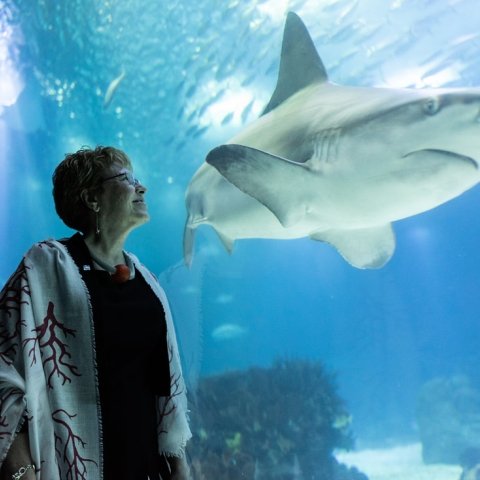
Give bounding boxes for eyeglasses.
[101,171,140,186]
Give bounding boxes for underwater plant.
[188,359,368,480]
[416,375,480,464]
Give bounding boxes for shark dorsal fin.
[262,12,328,116]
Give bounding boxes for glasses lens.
[101,171,139,186]
[126,172,140,185]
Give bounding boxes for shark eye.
[423,97,440,115]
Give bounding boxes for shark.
[184,12,480,269]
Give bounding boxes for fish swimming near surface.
[184,12,480,269]
[103,69,126,109]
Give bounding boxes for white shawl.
[0,239,191,479]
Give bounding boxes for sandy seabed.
[336,443,462,480]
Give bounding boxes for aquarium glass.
[1,0,479,478]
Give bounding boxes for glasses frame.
[101,171,140,187]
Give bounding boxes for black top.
[62,234,171,480]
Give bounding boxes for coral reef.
[416,375,480,465]
[188,359,368,480]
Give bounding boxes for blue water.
[2,0,480,470]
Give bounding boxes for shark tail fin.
[183,219,196,267]
[262,12,328,115]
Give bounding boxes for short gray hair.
[52,146,132,233]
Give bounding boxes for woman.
[0,146,191,479]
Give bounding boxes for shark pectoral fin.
[310,224,396,269]
[207,144,308,228]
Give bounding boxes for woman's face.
[96,161,149,236]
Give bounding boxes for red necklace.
[111,264,132,284]
[89,251,135,284]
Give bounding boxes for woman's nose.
[135,181,147,193]
[135,178,147,193]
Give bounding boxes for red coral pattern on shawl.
[0,262,30,365]
[0,388,23,439]
[157,344,183,434]
[23,302,81,388]
[53,409,97,479]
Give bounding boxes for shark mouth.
[403,148,479,169]
[189,216,209,226]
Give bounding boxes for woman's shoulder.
[23,238,70,264]
[128,253,157,281]
[128,253,167,295]
[25,238,64,254]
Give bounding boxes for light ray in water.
[0,120,9,252]
[0,2,24,112]
[257,0,289,23]
[186,78,264,132]
[159,258,205,392]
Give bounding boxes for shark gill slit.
[330,128,340,164]
[312,128,341,169]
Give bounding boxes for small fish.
[185,84,197,98]
[241,72,257,87]
[176,105,186,120]
[241,99,255,124]
[185,124,200,138]
[191,125,209,139]
[103,69,126,109]
[187,109,198,123]
[333,413,353,430]
[336,0,359,24]
[215,293,234,304]
[211,323,247,341]
[221,111,234,126]
[181,285,199,295]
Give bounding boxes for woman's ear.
[80,189,100,212]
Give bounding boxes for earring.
[95,208,100,237]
